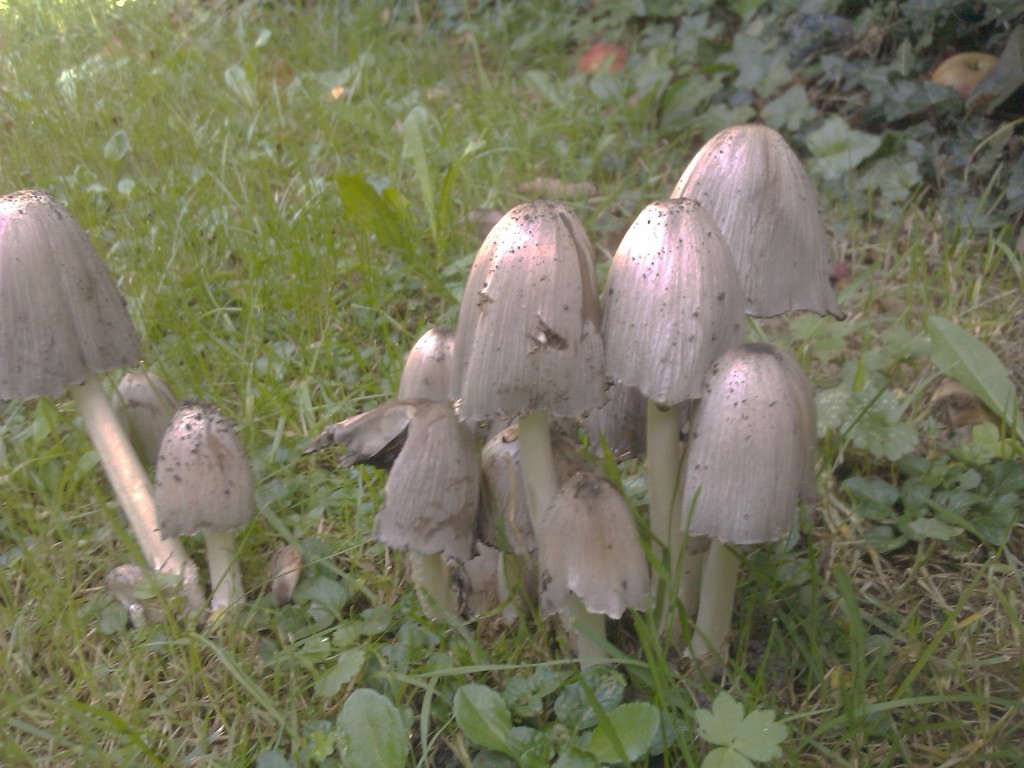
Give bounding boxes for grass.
[1,0,1023,766]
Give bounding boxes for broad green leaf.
[904,516,962,542]
[925,316,1023,441]
[336,689,408,768]
[731,708,787,761]
[453,684,513,755]
[584,702,659,763]
[703,748,755,768]
[505,726,554,768]
[401,105,438,242]
[553,667,626,732]
[695,693,745,747]
[314,648,366,698]
[336,174,406,250]
[842,477,900,521]
[552,746,601,768]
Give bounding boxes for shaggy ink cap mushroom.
[678,343,817,661]
[397,327,455,402]
[600,198,744,623]
[304,400,422,470]
[0,189,201,609]
[672,123,843,319]
[154,402,255,613]
[115,370,178,468]
[539,470,650,665]
[371,400,481,617]
[451,200,605,555]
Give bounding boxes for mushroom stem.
[515,410,559,536]
[409,552,456,618]
[204,529,244,612]
[69,372,204,610]
[561,594,608,668]
[690,540,741,662]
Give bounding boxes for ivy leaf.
[696,693,787,766]
[806,116,882,179]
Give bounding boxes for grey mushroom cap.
[303,400,423,470]
[479,423,588,556]
[154,402,255,537]
[115,370,179,467]
[372,400,480,562]
[602,198,745,406]
[451,200,605,423]
[398,327,455,402]
[671,124,843,319]
[538,470,650,621]
[0,189,141,400]
[679,343,817,545]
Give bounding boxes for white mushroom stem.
[204,529,245,613]
[562,597,608,669]
[69,372,204,610]
[515,410,560,535]
[690,540,741,662]
[409,552,456,619]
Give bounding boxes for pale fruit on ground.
[931,52,999,100]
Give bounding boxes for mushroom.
[671,123,843,319]
[306,399,480,618]
[115,370,178,468]
[154,402,255,613]
[0,190,202,609]
[677,343,816,662]
[600,198,744,621]
[451,200,605,547]
[539,469,650,666]
[371,400,480,618]
[397,326,455,402]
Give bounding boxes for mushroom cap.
[479,422,588,556]
[602,198,745,406]
[679,343,817,545]
[672,124,842,319]
[397,326,455,402]
[304,400,422,469]
[153,402,255,537]
[115,370,178,467]
[451,200,605,423]
[538,470,650,620]
[0,189,141,400]
[372,400,480,562]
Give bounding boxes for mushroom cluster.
[307,123,839,668]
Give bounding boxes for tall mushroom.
[678,343,816,662]
[154,402,255,613]
[451,200,605,546]
[671,123,842,319]
[0,189,202,609]
[601,198,744,622]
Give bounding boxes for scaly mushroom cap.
[672,124,842,319]
[679,343,817,545]
[398,327,455,402]
[0,189,141,400]
[539,470,650,620]
[451,200,605,423]
[372,400,480,562]
[154,402,255,537]
[115,370,178,467]
[602,198,745,406]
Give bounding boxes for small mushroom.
[678,343,816,662]
[154,402,256,614]
[304,400,421,469]
[671,123,843,319]
[539,470,650,666]
[270,544,303,606]
[115,370,178,468]
[397,327,455,402]
[0,190,202,610]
